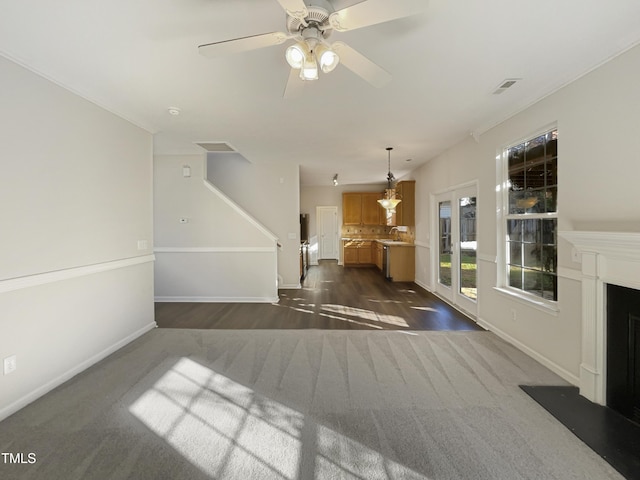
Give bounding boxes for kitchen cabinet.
[358,242,373,264]
[361,193,382,225]
[342,193,362,225]
[343,240,374,266]
[343,244,359,264]
[386,244,415,281]
[374,241,383,270]
[342,192,382,226]
[386,180,415,226]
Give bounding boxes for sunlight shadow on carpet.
[129,357,430,480]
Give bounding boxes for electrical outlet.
[4,355,17,375]
[511,309,517,321]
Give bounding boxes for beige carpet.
[0,329,623,479]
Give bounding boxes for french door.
[434,184,477,317]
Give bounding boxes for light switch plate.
[4,355,17,375]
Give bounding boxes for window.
[503,128,557,301]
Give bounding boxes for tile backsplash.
[341,225,416,242]
[341,226,387,239]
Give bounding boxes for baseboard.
[414,279,433,293]
[477,316,580,386]
[278,283,301,289]
[0,321,157,422]
[154,296,280,303]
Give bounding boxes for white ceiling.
[1,0,640,186]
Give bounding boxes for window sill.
[493,287,559,316]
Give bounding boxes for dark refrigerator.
[300,214,309,243]
[300,214,310,279]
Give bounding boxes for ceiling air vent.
[493,78,520,95]
[195,142,236,152]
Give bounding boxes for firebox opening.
[606,283,640,425]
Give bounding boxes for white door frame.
[316,206,338,261]
[431,181,478,318]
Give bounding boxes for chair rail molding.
[0,255,155,294]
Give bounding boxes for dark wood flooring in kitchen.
[155,260,482,331]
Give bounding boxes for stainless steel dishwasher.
[382,245,391,280]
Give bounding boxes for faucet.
[389,227,400,241]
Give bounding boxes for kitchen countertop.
[342,238,415,247]
[376,240,414,246]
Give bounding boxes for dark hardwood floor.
[155,260,482,331]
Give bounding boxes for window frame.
[495,124,559,313]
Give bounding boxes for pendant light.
[377,147,401,211]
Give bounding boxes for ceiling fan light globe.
[319,49,339,73]
[299,57,319,81]
[285,44,305,69]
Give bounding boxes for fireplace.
[607,283,640,424]
[559,231,640,407]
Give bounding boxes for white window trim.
[496,124,559,311]
[493,286,559,315]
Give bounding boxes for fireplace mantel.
[559,230,640,405]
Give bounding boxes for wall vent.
[493,78,520,95]
[195,142,236,152]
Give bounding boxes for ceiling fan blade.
[329,0,426,32]
[275,0,308,20]
[332,41,391,88]
[283,68,305,99]
[198,32,289,57]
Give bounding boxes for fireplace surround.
[559,231,640,407]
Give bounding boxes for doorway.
[434,184,478,317]
[316,206,338,261]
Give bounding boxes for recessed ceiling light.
[168,107,181,116]
[406,158,412,162]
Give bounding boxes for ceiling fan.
[198,0,426,97]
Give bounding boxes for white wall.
[0,56,155,420]
[207,154,300,288]
[154,154,279,301]
[410,43,640,384]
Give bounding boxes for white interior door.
[434,184,478,317]
[317,206,338,260]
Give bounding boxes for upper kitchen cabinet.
[342,192,382,226]
[361,193,382,225]
[342,193,362,225]
[386,180,415,226]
